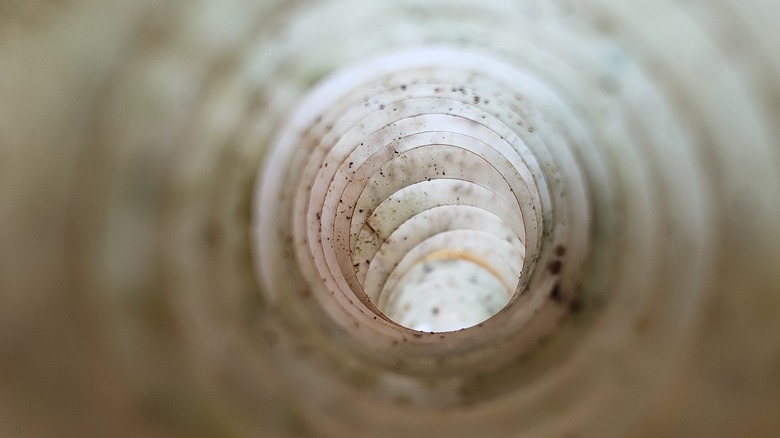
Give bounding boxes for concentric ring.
[257,46,591,346]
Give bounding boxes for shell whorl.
[1,0,780,437]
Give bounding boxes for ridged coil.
[1,0,779,436]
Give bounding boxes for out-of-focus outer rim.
[0,0,779,437]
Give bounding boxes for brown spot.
[295,345,311,359]
[555,245,567,257]
[550,283,563,302]
[394,395,412,406]
[262,330,279,347]
[548,260,563,275]
[569,298,583,313]
[412,333,423,338]
[594,13,616,34]
[635,316,650,333]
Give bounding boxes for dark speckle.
[295,345,311,359]
[432,307,440,315]
[262,330,279,347]
[412,333,423,338]
[394,395,412,406]
[635,316,650,333]
[599,74,622,95]
[550,283,563,303]
[548,260,563,275]
[555,245,566,257]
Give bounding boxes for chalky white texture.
[259,47,545,332]
[1,0,779,437]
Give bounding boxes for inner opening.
[329,102,532,333]
[351,169,528,332]
[332,120,531,333]
[274,47,549,335]
[382,254,517,333]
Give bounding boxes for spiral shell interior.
[1,0,780,437]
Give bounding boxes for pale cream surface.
[1,1,780,437]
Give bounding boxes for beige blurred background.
[2,1,780,436]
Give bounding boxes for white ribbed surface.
[1,1,780,437]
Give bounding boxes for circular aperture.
[257,47,590,335]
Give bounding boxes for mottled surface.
[1,0,780,437]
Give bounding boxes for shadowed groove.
[1,1,780,437]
